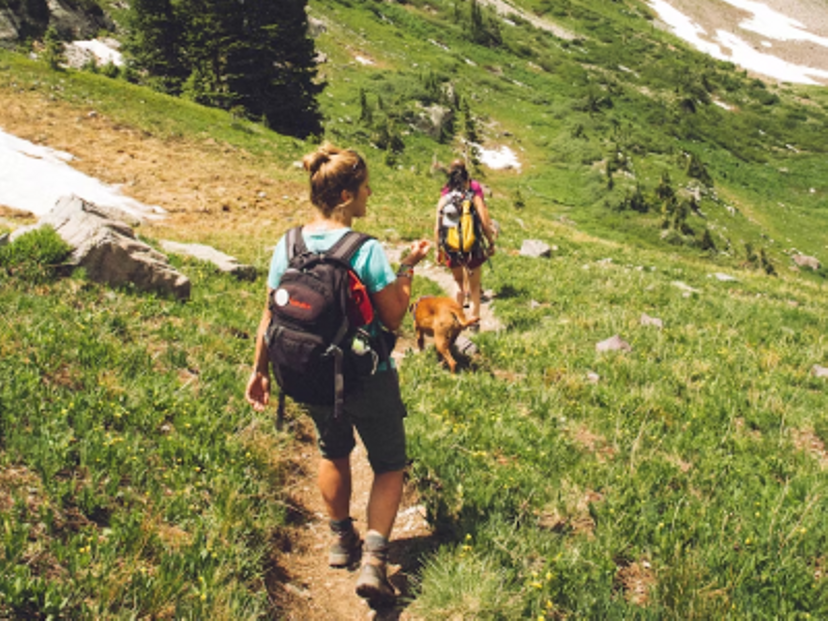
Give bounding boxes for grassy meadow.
[2,0,828,617]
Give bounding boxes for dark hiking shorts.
[445,247,487,270]
[306,369,407,474]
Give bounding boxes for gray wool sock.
[364,530,389,556]
[330,517,354,534]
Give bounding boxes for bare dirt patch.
[571,423,616,463]
[791,427,828,469]
[0,89,308,259]
[615,558,656,606]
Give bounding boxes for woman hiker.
[435,159,497,323]
[245,143,430,605]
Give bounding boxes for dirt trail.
[272,418,432,620]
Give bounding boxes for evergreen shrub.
[0,227,71,283]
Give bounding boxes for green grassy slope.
[1,0,828,617]
[311,0,828,274]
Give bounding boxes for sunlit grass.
[2,0,828,616]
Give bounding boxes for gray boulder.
[812,365,828,379]
[596,335,632,353]
[452,335,478,357]
[520,239,552,258]
[793,253,821,271]
[1,0,113,45]
[640,313,663,329]
[307,16,327,37]
[160,240,256,281]
[11,195,190,300]
[414,104,454,139]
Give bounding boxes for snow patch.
[723,0,828,48]
[0,128,163,218]
[69,39,124,67]
[647,0,828,84]
[476,144,521,171]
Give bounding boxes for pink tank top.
[441,179,484,198]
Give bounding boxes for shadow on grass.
[376,532,448,619]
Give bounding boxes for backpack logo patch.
[275,288,290,306]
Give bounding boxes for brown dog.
[412,296,480,373]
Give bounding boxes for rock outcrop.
[520,239,552,258]
[792,253,821,271]
[160,240,256,281]
[0,0,112,45]
[11,195,191,300]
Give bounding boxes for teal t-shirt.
[267,228,398,370]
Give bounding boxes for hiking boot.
[328,518,362,568]
[355,531,395,606]
[355,561,395,606]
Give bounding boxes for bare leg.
[356,470,404,602]
[451,266,465,307]
[318,456,351,521]
[366,469,404,539]
[467,267,482,320]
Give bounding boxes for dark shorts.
[306,369,407,474]
[446,248,487,270]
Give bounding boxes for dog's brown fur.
[412,296,480,373]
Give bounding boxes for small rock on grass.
[640,313,663,329]
[596,335,632,353]
[811,365,828,378]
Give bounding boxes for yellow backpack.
[442,190,479,255]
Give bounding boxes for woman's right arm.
[245,291,273,412]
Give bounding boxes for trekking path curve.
[479,0,576,40]
[276,244,502,620]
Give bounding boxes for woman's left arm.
[371,239,431,331]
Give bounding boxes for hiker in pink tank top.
[434,160,497,323]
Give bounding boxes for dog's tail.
[452,311,480,330]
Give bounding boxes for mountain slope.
[308,0,828,272]
[1,0,828,618]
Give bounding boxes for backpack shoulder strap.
[325,230,374,264]
[284,226,308,261]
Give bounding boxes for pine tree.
[264,0,324,137]
[124,0,186,94]
[220,0,323,137]
[124,0,324,138]
[359,88,372,124]
[41,27,65,70]
[178,0,237,108]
